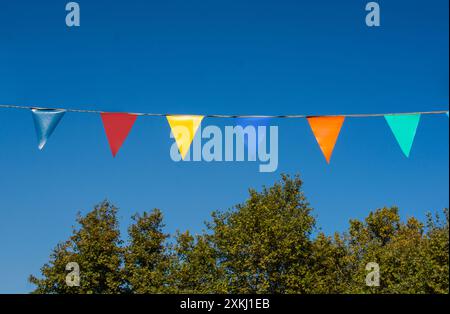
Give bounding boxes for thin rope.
[0,104,448,118]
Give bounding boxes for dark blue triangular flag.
[31,109,66,150]
[235,117,271,158]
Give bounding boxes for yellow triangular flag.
[167,115,204,160]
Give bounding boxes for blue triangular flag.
[235,117,271,158]
[31,109,66,150]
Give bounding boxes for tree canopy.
[29,175,449,294]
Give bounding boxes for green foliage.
[343,207,449,294]
[206,175,315,293]
[170,231,223,293]
[124,209,171,293]
[29,176,449,294]
[29,201,124,294]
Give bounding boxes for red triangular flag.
[100,113,137,157]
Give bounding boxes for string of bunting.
[0,104,448,163]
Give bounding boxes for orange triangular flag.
[307,116,345,163]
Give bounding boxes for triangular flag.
[31,109,66,150]
[101,113,137,157]
[307,116,345,163]
[235,117,270,157]
[384,114,420,158]
[167,115,204,160]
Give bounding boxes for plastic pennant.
[307,116,345,164]
[167,115,204,160]
[384,114,421,158]
[31,109,66,150]
[235,117,271,158]
[101,112,138,157]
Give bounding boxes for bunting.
[166,115,204,160]
[31,109,66,150]
[0,105,447,163]
[101,113,137,157]
[307,116,345,163]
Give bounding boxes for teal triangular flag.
[31,109,66,150]
[384,114,421,158]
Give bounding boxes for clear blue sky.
[0,0,448,293]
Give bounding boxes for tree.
[422,209,449,293]
[29,201,124,294]
[343,207,449,294]
[206,174,316,293]
[124,209,171,293]
[29,176,449,294]
[170,231,224,293]
[308,232,351,293]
